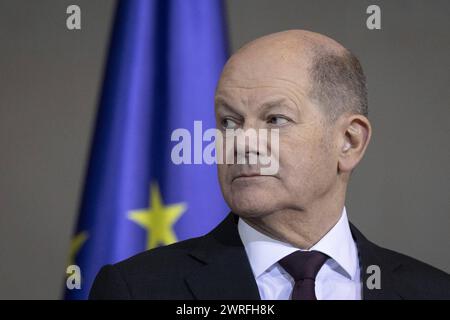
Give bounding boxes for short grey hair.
[308,46,368,122]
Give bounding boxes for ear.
[337,115,372,173]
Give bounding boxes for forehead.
[220,48,311,84]
[215,78,307,111]
[216,48,312,102]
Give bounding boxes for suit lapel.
[350,223,403,300]
[184,213,404,300]
[185,213,261,300]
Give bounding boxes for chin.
[227,187,281,218]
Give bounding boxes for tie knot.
[278,250,328,281]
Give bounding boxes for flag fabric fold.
[65,0,229,300]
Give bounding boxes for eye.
[267,116,289,126]
[221,118,239,129]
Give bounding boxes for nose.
[232,126,268,165]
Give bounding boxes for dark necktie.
[278,250,329,300]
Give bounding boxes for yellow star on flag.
[68,231,89,266]
[128,183,186,249]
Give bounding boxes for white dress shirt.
[237,207,362,300]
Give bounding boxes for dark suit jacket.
[89,213,450,300]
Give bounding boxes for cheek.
[278,131,336,192]
[217,165,228,188]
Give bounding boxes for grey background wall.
[0,0,448,299]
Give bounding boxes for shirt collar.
[237,207,359,281]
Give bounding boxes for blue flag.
[65,0,229,300]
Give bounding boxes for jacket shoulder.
[372,243,450,299]
[115,236,204,274]
[89,236,206,299]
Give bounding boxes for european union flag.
[65,0,229,300]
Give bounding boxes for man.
[89,30,450,300]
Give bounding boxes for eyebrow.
[259,97,297,113]
[215,96,297,115]
[215,97,243,116]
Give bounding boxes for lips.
[232,170,274,182]
[233,173,261,181]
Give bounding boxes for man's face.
[215,46,339,218]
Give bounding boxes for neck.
[242,186,346,249]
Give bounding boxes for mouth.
[232,173,274,182]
